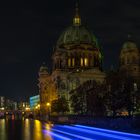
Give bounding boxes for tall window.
[72,58,75,67]
[68,58,71,67]
[80,58,84,66]
[84,58,88,67]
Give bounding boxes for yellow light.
[84,58,88,66]
[25,107,30,111]
[45,124,51,130]
[1,107,4,110]
[46,102,50,106]
[81,58,84,66]
[22,112,25,114]
[74,18,80,24]
[68,58,71,67]
[35,106,38,109]
[37,104,40,108]
[34,120,43,140]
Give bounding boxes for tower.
[38,63,57,118]
[120,37,140,82]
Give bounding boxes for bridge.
[0,110,32,119]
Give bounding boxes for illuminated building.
[0,97,18,111]
[38,65,57,117]
[38,3,105,113]
[29,95,40,110]
[0,96,5,109]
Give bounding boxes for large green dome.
[56,25,99,49]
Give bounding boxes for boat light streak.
[51,128,95,140]
[62,125,136,140]
[75,125,140,138]
[43,130,72,140]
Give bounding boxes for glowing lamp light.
[25,107,30,111]
[46,103,50,106]
[1,107,4,110]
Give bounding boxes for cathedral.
[38,4,140,115]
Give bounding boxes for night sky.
[0,0,140,101]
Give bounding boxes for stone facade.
[38,65,57,117]
[120,40,140,83]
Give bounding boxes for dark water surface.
[1,119,140,140]
[0,119,52,140]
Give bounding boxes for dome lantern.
[39,62,49,74]
[73,2,81,26]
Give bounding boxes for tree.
[70,86,86,114]
[51,97,69,114]
[86,81,107,117]
[105,70,137,117]
[70,80,107,117]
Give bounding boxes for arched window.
[84,58,88,67]
[72,58,75,67]
[68,58,71,67]
[80,58,84,66]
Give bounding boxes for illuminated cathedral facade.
[38,4,105,113]
[38,4,140,114]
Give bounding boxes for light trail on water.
[75,125,140,139]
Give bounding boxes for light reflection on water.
[0,119,7,140]
[0,119,53,140]
[22,119,31,140]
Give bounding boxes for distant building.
[0,96,5,109]
[0,97,19,111]
[120,38,140,85]
[38,66,57,116]
[5,99,14,110]
[29,95,40,110]
[13,102,18,110]
[18,101,30,111]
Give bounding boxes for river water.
[1,119,140,140]
[0,119,53,140]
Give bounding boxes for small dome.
[39,64,48,73]
[122,41,137,50]
[56,25,99,49]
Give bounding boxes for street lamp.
[35,104,40,119]
[0,107,5,110]
[37,104,40,108]
[133,83,138,116]
[46,102,51,121]
[25,107,30,111]
[46,103,50,107]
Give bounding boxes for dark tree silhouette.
[70,80,107,117]
[51,97,69,114]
